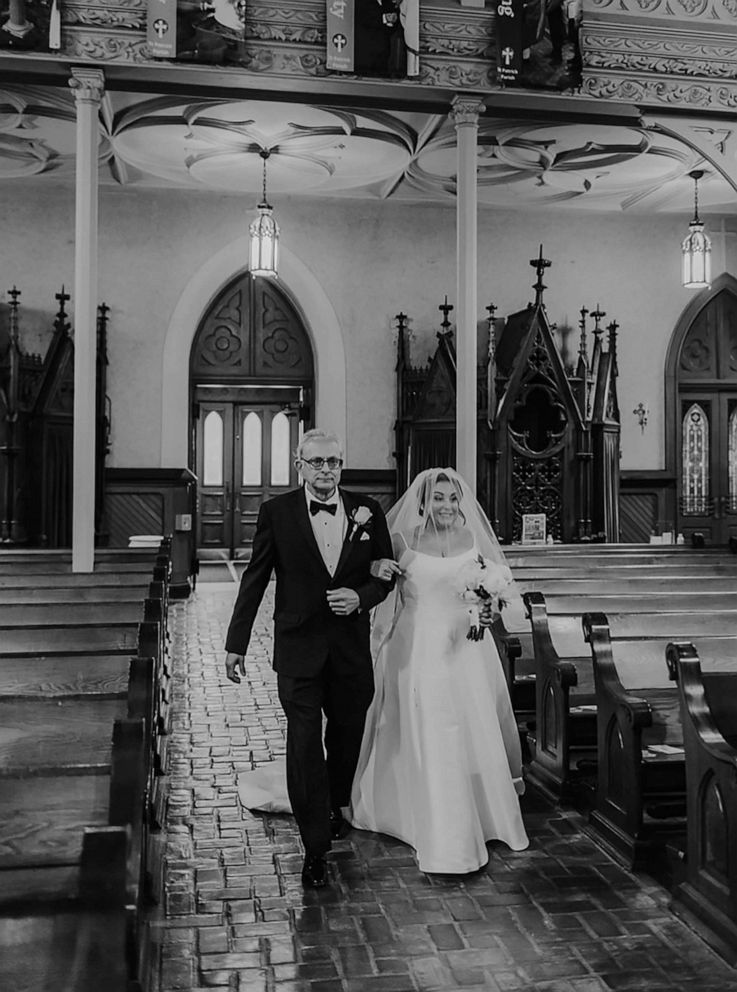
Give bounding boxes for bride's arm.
[369,532,406,580]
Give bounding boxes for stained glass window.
[271,411,291,486]
[729,406,737,513]
[242,412,262,486]
[203,411,223,487]
[682,403,709,514]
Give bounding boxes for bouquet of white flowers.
[453,554,514,641]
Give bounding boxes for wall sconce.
[633,402,649,433]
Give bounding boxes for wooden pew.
[496,545,737,713]
[0,564,170,590]
[582,613,737,867]
[497,586,737,715]
[506,545,732,563]
[0,654,156,990]
[0,582,152,604]
[0,601,148,626]
[505,571,737,679]
[667,643,737,963]
[513,555,737,582]
[0,559,171,575]
[517,576,737,594]
[0,544,171,992]
[521,593,737,800]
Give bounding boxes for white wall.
[1,179,734,473]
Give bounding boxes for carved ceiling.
[1,86,735,214]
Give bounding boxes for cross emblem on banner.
[333,33,347,51]
[502,47,514,65]
[153,18,169,38]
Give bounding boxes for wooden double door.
[678,389,737,545]
[195,389,302,559]
[674,282,737,546]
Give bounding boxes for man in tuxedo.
[354,0,400,76]
[224,429,394,888]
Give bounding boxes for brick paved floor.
[153,579,737,992]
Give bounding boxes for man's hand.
[327,588,361,616]
[225,652,246,684]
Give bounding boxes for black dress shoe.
[329,808,350,840]
[301,855,328,889]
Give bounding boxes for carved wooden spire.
[394,311,408,372]
[607,320,619,377]
[530,244,551,307]
[576,306,589,377]
[438,295,454,337]
[54,286,71,337]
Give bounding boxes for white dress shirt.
[304,486,347,576]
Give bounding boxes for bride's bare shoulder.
[392,530,414,557]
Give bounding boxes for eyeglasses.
[300,457,343,470]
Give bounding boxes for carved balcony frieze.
[47,0,498,90]
[588,0,737,24]
[582,0,737,111]
[64,1,146,30]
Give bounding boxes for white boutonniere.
[348,505,373,541]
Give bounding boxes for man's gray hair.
[296,429,344,460]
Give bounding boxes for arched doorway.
[190,271,314,559]
[665,273,737,546]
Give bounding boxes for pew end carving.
[523,591,597,801]
[667,642,737,962]
[584,613,687,867]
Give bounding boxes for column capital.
[69,67,105,105]
[450,95,485,127]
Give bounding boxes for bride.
[349,467,528,872]
[237,467,528,873]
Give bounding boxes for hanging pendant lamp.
[249,149,279,278]
[682,169,711,290]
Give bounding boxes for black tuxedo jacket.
[225,487,394,677]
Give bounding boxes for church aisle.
[154,580,737,992]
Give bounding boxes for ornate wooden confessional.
[394,249,621,543]
[0,288,111,546]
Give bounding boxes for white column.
[69,67,104,572]
[451,96,484,493]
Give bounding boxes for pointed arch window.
[681,403,710,515]
[271,411,291,486]
[203,410,224,487]
[242,412,262,486]
[729,406,737,513]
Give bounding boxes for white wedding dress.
[348,545,529,873]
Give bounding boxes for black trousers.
[277,656,374,857]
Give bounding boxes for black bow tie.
[310,500,337,516]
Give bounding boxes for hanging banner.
[496,0,583,91]
[326,0,355,72]
[326,0,419,78]
[147,0,177,59]
[147,1,246,63]
[495,0,524,83]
